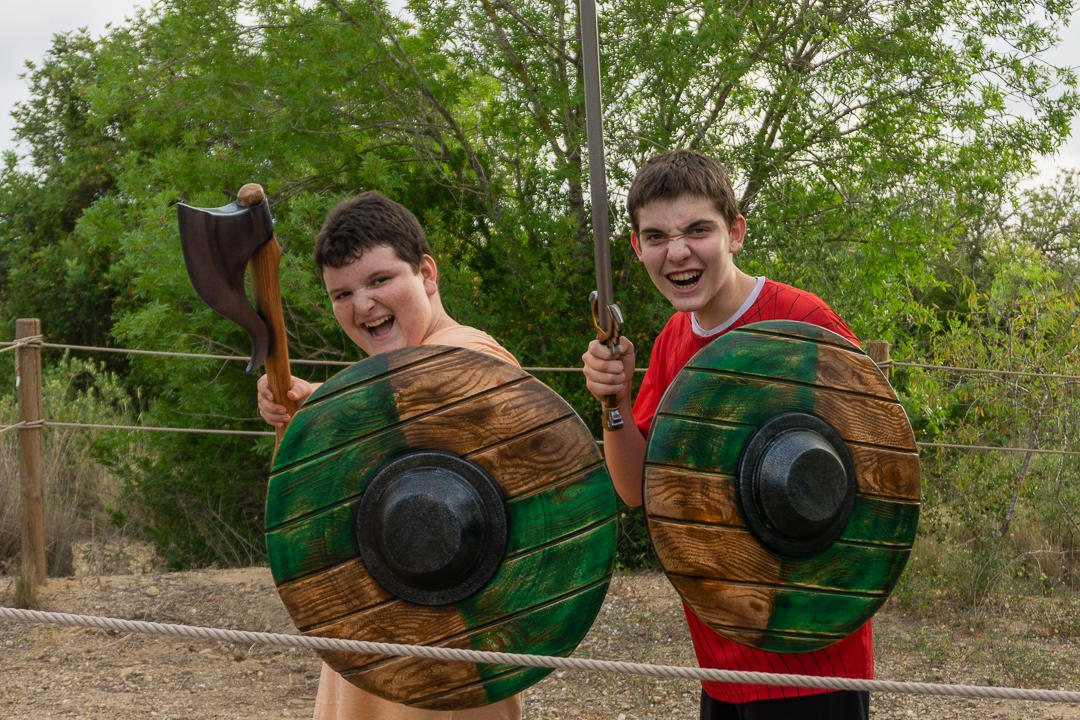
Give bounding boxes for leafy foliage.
[1,0,1079,572]
[894,213,1080,608]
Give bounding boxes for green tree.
[399,0,1079,350]
[0,30,127,349]
[3,0,1079,570]
[393,0,1080,567]
[2,0,488,566]
[1009,169,1080,273]
[899,232,1080,607]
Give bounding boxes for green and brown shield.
[265,345,617,709]
[645,320,920,653]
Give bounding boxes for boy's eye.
[642,226,710,246]
[333,291,351,302]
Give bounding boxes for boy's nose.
[667,236,692,261]
[352,292,376,316]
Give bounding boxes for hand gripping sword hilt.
[589,291,625,431]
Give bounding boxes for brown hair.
[625,150,740,232]
[314,191,432,272]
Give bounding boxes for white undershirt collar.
[690,276,766,338]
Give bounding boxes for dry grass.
[0,356,150,582]
[0,423,127,578]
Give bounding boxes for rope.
[0,420,272,437]
[892,360,1080,382]
[3,338,1079,380]
[0,335,44,354]
[0,420,44,435]
[40,421,273,437]
[5,338,1080,448]
[2,607,1078,703]
[4,340,614,374]
[917,442,1080,457]
[7,419,1080,453]
[36,342,351,367]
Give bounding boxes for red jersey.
[633,277,873,703]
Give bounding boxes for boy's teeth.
[365,316,392,329]
[669,271,701,286]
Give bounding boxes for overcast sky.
[4,0,1080,186]
[2,0,148,158]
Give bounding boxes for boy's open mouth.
[365,315,395,338]
[668,270,701,288]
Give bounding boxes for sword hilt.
[590,291,625,431]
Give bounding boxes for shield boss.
[265,345,617,709]
[644,321,920,653]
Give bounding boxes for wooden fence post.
[16,318,46,587]
[865,340,891,380]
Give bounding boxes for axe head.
[177,197,274,372]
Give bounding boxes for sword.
[580,0,624,431]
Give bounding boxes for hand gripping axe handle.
[580,0,624,431]
[176,183,298,450]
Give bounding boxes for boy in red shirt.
[582,150,871,719]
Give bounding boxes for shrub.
[0,354,146,576]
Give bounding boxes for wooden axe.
[177,183,298,448]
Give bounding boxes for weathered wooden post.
[865,340,891,379]
[15,318,46,587]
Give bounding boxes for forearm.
[581,337,644,504]
[600,400,646,506]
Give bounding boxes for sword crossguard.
[589,290,623,350]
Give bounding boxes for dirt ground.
[2,567,1080,719]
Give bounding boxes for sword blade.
[580,0,624,431]
[580,0,614,326]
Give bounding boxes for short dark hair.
[314,191,432,272]
[626,150,740,232]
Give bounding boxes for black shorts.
[699,689,870,720]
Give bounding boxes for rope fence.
[0,420,273,437]
[6,326,1080,707]
[2,606,1079,704]
[0,338,609,372]
[7,418,1080,456]
[4,336,1080,455]
[0,336,42,354]
[890,359,1080,382]
[6,337,1080,381]
[7,324,1080,581]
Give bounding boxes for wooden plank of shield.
[644,320,920,653]
[266,345,618,709]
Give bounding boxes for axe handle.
[249,236,298,449]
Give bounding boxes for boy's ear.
[420,254,439,295]
[728,215,747,253]
[629,231,644,260]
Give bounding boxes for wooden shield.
[644,320,920,653]
[264,345,617,710]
